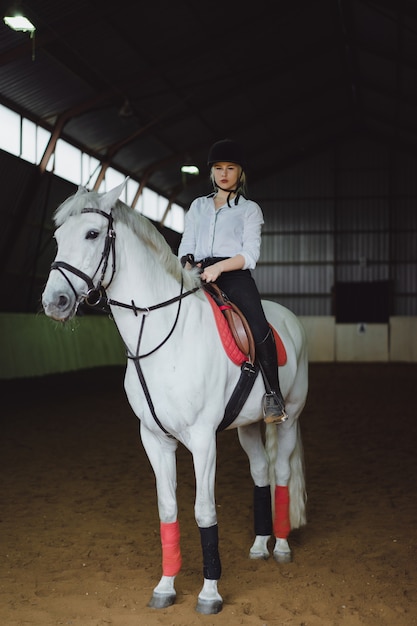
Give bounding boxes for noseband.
[50,208,116,306]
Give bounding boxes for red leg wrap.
[273,485,291,539]
[160,520,182,576]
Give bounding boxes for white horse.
[42,182,308,615]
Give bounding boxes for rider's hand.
[201,263,222,283]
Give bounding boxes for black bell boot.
[256,328,288,424]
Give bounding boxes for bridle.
[50,206,200,436]
[51,208,116,306]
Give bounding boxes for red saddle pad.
[205,292,287,366]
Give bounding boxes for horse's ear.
[100,179,129,212]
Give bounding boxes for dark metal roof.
[1,0,417,208]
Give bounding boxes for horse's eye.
[86,230,99,240]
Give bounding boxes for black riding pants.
[199,257,269,345]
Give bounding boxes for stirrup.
[262,392,288,425]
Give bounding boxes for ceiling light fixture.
[3,5,36,59]
[181,165,199,175]
[3,14,35,32]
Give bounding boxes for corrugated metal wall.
[251,136,417,316]
[1,136,416,318]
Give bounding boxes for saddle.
[203,283,255,364]
[181,253,255,363]
[202,282,287,431]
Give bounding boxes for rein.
[107,287,199,319]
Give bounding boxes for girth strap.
[217,360,259,432]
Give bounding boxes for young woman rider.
[178,138,287,424]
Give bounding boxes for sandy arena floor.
[1,362,416,626]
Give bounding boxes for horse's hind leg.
[270,417,306,563]
[238,422,272,560]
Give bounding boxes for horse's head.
[42,181,127,321]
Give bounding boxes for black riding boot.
[256,328,288,424]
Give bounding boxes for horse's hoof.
[147,592,176,609]
[249,548,270,560]
[273,550,292,564]
[249,535,270,560]
[196,598,223,614]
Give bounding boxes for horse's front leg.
[191,430,223,615]
[139,424,181,609]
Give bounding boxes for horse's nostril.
[58,294,69,309]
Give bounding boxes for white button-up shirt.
[178,194,264,270]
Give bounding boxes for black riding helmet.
[207,139,246,169]
[207,139,246,205]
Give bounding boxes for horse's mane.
[54,188,202,294]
